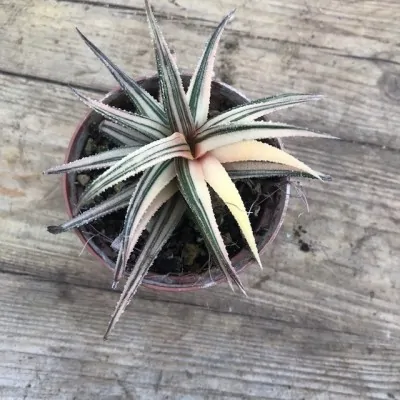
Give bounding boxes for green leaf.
[47,183,137,234]
[201,94,323,129]
[112,162,176,286]
[99,120,150,146]
[43,146,137,175]
[187,10,235,127]
[76,132,191,209]
[72,88,170,142]
[145,0,195,137]
[225,161,332,181]
[76,28,167,125]
[195,122,336,157]
[104,194,186,339]
[175,158,246,294]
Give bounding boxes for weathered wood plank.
[2,1,400,398]
[1,0,400,148]
[1,273,400,400]
[1,73,400,309]
[59,0,400,59]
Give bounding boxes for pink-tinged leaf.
[113,170,178,287]
[187,10,235,127]
[104,194,186,339]
[211,140,322,179]
[200,154,262,268]
[195,122,336,157]
[225,161,331,181]
[72,88,169,142]
[145,0,195,137]
[175,158,246,294]
[77,132,191,209]
[200,94,323,129]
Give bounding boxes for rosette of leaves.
[45,0,333,338]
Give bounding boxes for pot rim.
[62,74,290,292]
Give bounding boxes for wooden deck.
[1,0,400,398]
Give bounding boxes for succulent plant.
[45,0,333,338]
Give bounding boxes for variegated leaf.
[111,180,180,252]
[44,146,137,175]
[99,120,149,146]
[104,194,186,339]
[211,140,322,179]
[47,183,136,234]
[200,154,262,268]
[113,164,177,286]
[72,88,170,142]
[145,0,195,137]
[77,132,191,209]
[187,10,235,127]
[76,28,167,124]
[201,94,322,129]
[225,161,332,181]
[175,157,246,294]
[195,122,335,157]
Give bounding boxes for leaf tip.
[47,225,63,234]
[111,280,119,290]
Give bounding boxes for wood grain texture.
[1,71,400,399]
[1,0,400,398]
[1,0,400,149]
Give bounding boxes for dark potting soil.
[72,88,284,276]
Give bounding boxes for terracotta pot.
[63,74,290,292]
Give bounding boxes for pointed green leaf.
[76,28,167,124]
[44,146,137,175]
[145,0,195,137]
[225,161,332,181]
[77,132,191,209]
[187,10,235,127]
[195,122,336,157]
[175,158,246,294]
[113,162,176,286]
[201,94,323,129]
[104,194,186,339]
[99,120,150,146]
[72,88,170,141]
[47,183,136,234]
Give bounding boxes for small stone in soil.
[77,174,90,186]
[182,243,200,266]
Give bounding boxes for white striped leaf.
[44,146,137,175]
[200,154,262,268]
[104,194,186,339]
[72,88,170,142]
[195,122,336,157]
[145,0,195,137]
[47,183,136,234]
[225,161,332,181]
[111,180,180,252]
[187,10,235,127]
[201,94,322,129]
[113,163,176,286]
[77,132,191,208]
[175,157,246,294]
[76,28,167,124]
[211,140,322,179]
[99,120,149,146]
